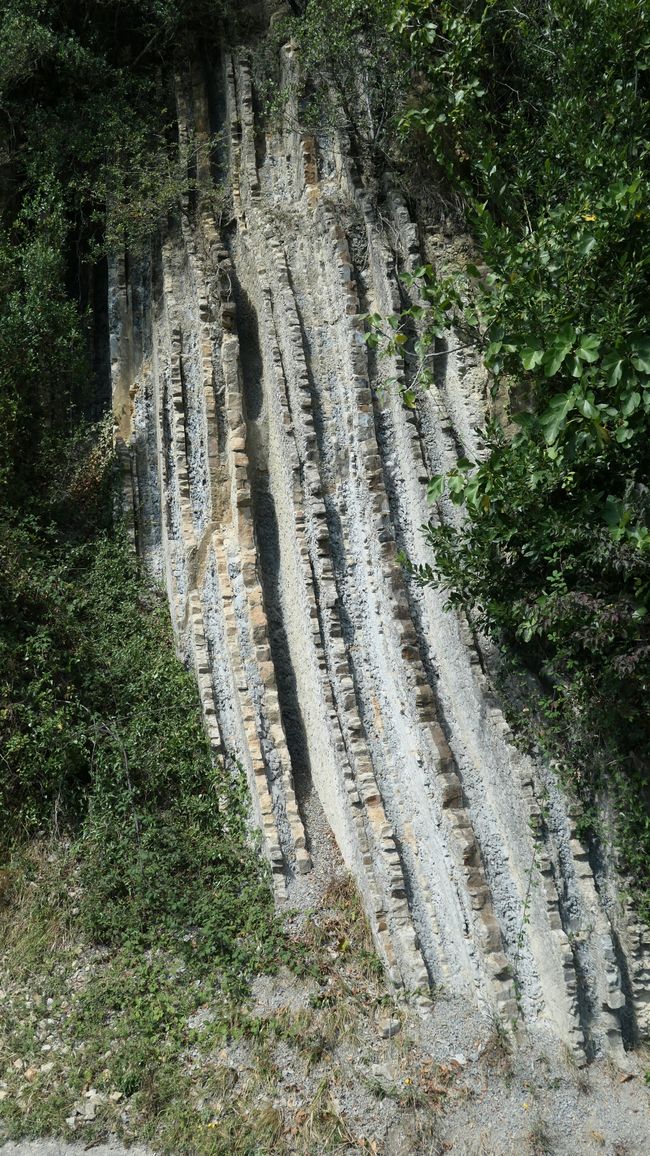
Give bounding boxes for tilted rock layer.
[110,41,649,1064]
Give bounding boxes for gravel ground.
[0,1145,153,1155]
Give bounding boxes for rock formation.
[109,33,649,1065]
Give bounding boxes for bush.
[1,511,282,984]
[367,2,650,904]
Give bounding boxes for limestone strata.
[109,45,649,1058]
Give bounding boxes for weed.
[527,1116,553,1156]
[480,1012,514,1076]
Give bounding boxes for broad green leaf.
[604,496,624,527]
[426,475,445,503]
[556,322,577,344]
[543,326,576,377]
[631,527,650,550]
[630,335,650,374]
[622,391,641,416]
[565,354,584,378]
[543,346,570,377]
[448,473,466,494]
[601,351,624,386]
[577,396,598,420]
[576,334,601,363]
[577,234,597,257]
[511,411,535,430]
[520,345,544,371]
[539,392,575,443]
[485,340,502,363]
[464,480,480,506]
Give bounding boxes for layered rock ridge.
[109,46,649,1062]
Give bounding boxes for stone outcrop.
[109,39,649,1062]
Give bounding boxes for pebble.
[379,1016,401,1039]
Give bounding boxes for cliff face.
[109,41,648,1064]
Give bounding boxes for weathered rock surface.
[109,34,649,1065]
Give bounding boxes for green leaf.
[601,351,624,386]
[444,469,464,492]
[556,322,577,345]
[577,234,597,257]
[520,345,544,371]
[511,411,535,431]
[543,346,569,377]
[630,335,650,374]
[426,475,445,503]
[575,334,601,363]
[604,495,624,528]
[539,392,575,443]
[622,391,641,416]
[577,396,599,420]
[543,326,576,377]
[565,354,584,378]
[485,340,503,364]
[463,479,480,506]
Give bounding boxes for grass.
[0,843,430,1153]
[526,1117,553,1156]
[0,845,472,1153]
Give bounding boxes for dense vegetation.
[0,0,230,504]
[0,7,286,1141]
[0,519,294,1151]
[282,0,650,904]
[1,512,281,973]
